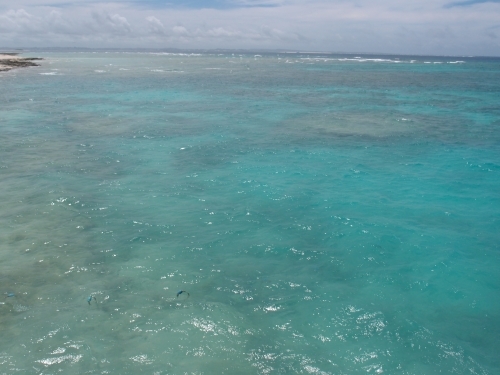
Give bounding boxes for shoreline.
[0,53,43,72]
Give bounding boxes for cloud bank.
[0,0,499,55]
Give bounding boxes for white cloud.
[260,25,303,42]
[146,16,166,35]
[0,9,38,32]
[90,11,131,35]
[206,27,238,38]
[172,25,190,36]
[0,0,499,55]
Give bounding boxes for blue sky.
[150,0,280,9]
[445,0,500,6]
[1,0,499,55]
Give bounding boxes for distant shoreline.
[3,48,499,59]
[0,53,43,72]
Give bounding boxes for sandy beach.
[0,53,42,71]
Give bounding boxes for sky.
[1,0,500,56]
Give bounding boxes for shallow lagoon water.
[1,51,499,374]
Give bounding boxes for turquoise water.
[1,51,499,374]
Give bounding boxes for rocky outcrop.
[0,54,43,72]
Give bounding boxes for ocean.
[0,51,499,374]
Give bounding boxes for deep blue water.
[1,51,499,374]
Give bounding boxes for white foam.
[37,354,83,367]
[300,57,409,64]
[39,72,61,75]
[149,52,202,56]
[94,70,106,73]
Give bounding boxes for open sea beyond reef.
[0,51,499,375]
